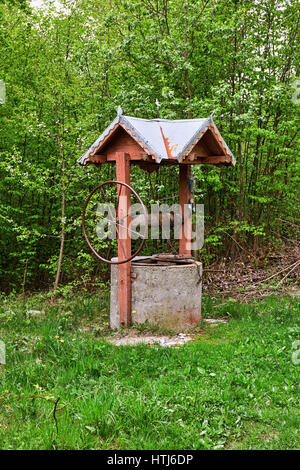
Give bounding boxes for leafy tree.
[0,0,299,291]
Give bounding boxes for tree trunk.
[52,95,66,300]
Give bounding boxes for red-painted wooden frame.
[115,152,132,327]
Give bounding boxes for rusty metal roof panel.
[120,115,166,162]
[77,108,235,165]
[122,116,209,162]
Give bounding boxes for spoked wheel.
[82,180,147,264]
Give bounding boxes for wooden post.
[115,152,131,327]
[179,164,192,255]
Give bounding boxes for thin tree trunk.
[52,95,66,300]
[22,258,28,313]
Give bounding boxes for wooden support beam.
[107,153,153,162]
[88,153,230,166]
[182,155,230,164]
[115,152,131,327]
[179,164,192,255]
[89,154,107,164]
[134,162,159,173]
[90,153,155,162]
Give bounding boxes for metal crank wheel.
[82,180,147,264]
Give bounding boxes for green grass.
[0,291,299,450]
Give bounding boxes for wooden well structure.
[78,108,235,328]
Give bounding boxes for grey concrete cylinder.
[110,257,202,331]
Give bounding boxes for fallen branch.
[275,260,300,288]
[55,387,103,412]
[222,230,254,257]
[0,386,104,433]
[203,269,226,272]
[258,259,300,284]
[277,218,300,229]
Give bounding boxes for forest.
[0,0,299,293]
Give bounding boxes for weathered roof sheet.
[77,109,235,166]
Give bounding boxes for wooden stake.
[179,164,192,255]
[115,152,131,327]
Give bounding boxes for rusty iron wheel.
[82,180,147,264]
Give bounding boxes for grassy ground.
[0,291,299,450]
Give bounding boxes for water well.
[110,255,202,331]
[78,107,235,330]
